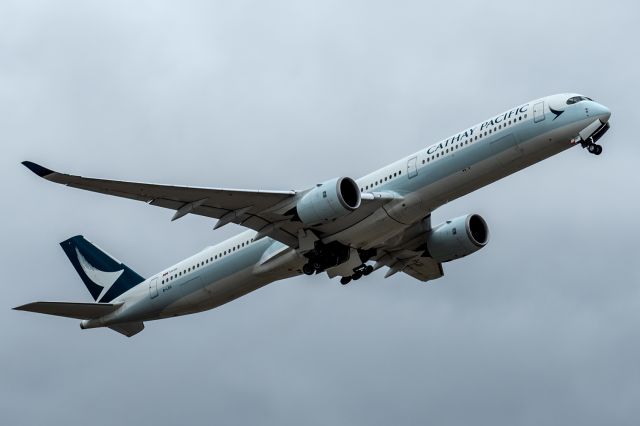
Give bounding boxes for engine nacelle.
[426,214,489,262]
[297,177,361,225]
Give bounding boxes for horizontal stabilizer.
[13,301,121,320]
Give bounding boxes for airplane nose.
[594,103,611,123]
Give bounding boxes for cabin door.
[407,157,418,179]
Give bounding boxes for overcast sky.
[1,1,639,425]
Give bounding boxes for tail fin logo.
[75,248,124,302]
[60,235,145,302]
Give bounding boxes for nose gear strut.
[579,121,609,156]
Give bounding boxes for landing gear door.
[407,156,418,179]
[533,101,545,123]
[149,277,158,299]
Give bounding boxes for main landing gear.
[340,264,374,285]
[302,241,350,276]
[300,242,377,285]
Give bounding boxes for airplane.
[14,93,611,337]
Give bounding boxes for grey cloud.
[1,1,639,425]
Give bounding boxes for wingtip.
[22,161,54,178]
[12,303,33,311]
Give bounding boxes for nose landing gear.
[581,137,603,155]
[587,142,603,155]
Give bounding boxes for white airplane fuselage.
[77,93,611,331]
[17,93,610,334]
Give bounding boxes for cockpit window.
[566,96,593,105]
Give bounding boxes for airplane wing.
[23,161,303,246]
[373,248,443,282]
[23,161,393,249]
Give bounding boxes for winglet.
[22,161,55,178]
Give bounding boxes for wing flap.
[13,301,121,320]
[401,257,444,282]
[375,249,444,282]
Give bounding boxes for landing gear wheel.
[302,263,315,276]
[352,272,363,281]
[363,265,374,276]
[595,145,603,155]
[340,277,351,285]
[587,144,597,154]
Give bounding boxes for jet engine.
[296,177,361,225]
[425,214,489,262]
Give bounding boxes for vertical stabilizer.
[60,236,145,302]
